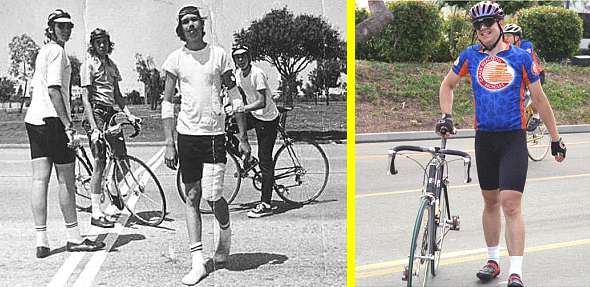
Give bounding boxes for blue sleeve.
[520,41,534,55]
[452,48,470,76]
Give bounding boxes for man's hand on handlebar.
[435,113,456,137]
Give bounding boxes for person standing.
[435,2,566,286]
[24,9,105,259]
[161,6,251,285]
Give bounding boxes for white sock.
[65,222,83,244]
[509,256,523,276]
[533,113,540,119]
[189,242,204,268]
[91,194,104,219]
[35,225,49,247]
[487,245,500,263]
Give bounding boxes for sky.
[0,0,346,95]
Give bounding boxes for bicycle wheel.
[113,155,166,226]
[176,152,242,214]
[74,154,93,210]
[407,198,432,287]
[273,141,329,204]
[431,184,448,276]
[526,119,550,161]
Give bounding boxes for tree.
[356,0,394,44]
[8,34,39,112]
[309,59,343,105]
[0,77,17,103]
[234,7,345,106]
[134,53,156,106]
[68,55,81,87]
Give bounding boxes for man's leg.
[477,189,503,281]
[247,118,278,218]
[182,181,207,285]
[501,191,525,278]
[202,161,231,264]
[31,158,52,258]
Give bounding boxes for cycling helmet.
[90,28,110,42]
[231,45,250,58]
[469,1,503,22]
[503,24,522,35]
[47,9,73,26]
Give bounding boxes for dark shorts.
[177,133,226,183]
[475,129,528,192]
[81,104,127,159]
[25,117,75,164]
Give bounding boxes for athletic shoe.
[527,117,542,131]
[181,264,207,286]
[91,216,115,228]
[214,228,231,264]
[476,260,500,281]
[507,273,524,287]
[36,246,50,258]
[247,202,273,218]
[66,239,105,252]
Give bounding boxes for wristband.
[161,100,175,119]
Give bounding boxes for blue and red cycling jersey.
[452,43,541,132]
[518,40,544,72]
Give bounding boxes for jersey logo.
[477,56,514,91]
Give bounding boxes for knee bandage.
[161,100,175,119]
[201,163,226,201]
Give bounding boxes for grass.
[356,60,590,133]
[0,101,346,144]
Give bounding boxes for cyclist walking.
[503,23,546,131]
[435,2,566,286]
[232,46,281,218]
[24,9,105,258]
[161,6,251,285]
[80,28,141,228]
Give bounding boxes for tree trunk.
[284,76,298,107]
[356,0,394,44]
[325,88,330,106]
[19,62,27,113]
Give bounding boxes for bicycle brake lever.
[464,157,472,183]
[388,149,398,175]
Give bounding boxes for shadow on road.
[206,252,288,272]
[109,233,146,252]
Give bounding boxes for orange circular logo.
[477,56,514,90]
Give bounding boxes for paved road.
[0,143,346,286]
[356,133,590,286]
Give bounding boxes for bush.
[126,90,143,105]
[517,6,583,61]
[431,38,452,62]
[357,1,442,62]
[444,12,473,60]
[356,8,381,60]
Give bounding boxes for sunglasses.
[55,22,74,30]
[473,18,496,30]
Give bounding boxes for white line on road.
[47,147,165,287]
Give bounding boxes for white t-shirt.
[25,41,71,125]
[162,45,240,135]
[236,65,279,121]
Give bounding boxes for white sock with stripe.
[65,222,83,244]
[35,225,49,247]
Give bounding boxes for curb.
[356,124,590,143]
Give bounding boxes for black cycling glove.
[551,137,566,157]
[435,113,455,135]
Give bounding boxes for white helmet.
[503,24,522,36]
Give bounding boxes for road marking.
[356,173,590,199]
[356,141,590,160]
[357,238,590,278]
[47,147,164,287]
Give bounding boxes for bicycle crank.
[448,215,461,231]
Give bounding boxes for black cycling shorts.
[25,117,76,164]
[475,129,528,193]
[177,133,226,183]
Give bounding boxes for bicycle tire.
[176,152,242,214]
[407,198,432,287]
[273,141,329,204]
[114,155,166,226]
[74,154,93,210]
[431,184,448,276]
[526,121,550,161]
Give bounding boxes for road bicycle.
[388,129,472,287]
[524,92,550,161]
[176,106,330,213]
[74,112,166,226]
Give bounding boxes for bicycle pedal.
[402,266,409,281]
[449,215,461,231]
